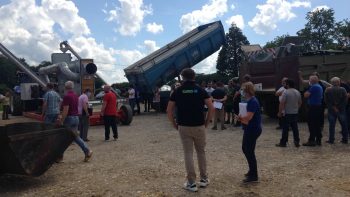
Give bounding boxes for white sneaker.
[183,182,198,192]
[199,178,209,187]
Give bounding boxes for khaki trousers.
[178,125,207,183]
[213,107,225,128]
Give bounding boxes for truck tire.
[119,104,133,125]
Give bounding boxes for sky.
[0,0,349,84]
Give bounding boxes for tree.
[334,19,350,49]
[216,23,249,78]
[264,34,289,48]
[0,56,18,92]
[297,8,336,50]
[29,61,52,72]
[195,72,230,84]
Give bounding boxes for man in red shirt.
[100,85,118,141]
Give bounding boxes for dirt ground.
[1,111,350,197]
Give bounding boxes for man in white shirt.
[205,82,215,96]
[275,77,288,130]
[128,85,136,115]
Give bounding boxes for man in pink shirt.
[78,88,91,142]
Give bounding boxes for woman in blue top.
[237,82,262,183]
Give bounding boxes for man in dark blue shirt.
[167,68,214,192]
[211,82,227,130]
[303,75,324,146]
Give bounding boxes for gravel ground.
[1,112,350,197]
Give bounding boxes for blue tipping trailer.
[124,21,226,92]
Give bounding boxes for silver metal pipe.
[39,62,80,81]
[0,42,47,87]
[60,41,82,60]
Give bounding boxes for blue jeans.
[64,116,90,155]
[44,114,58,124]
[328,108,348,142]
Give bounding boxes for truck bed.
[124,21,225,92]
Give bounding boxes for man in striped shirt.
[42,83,61,124]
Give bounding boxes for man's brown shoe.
[84,151,93,162]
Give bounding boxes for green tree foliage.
[195,72,231,84]
[29,61,52,72]
[0,56,18,93]
[334,19,350,49]
[216,24,249,78]
[264,34,289,49]
[94,75,105,91]
[297,8,336,50]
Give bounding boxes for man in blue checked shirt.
[42,83,62,124]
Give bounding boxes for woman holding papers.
[236,82,262,183]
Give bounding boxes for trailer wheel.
[119,104,133,125]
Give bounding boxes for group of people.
[166,68,350,192]
[41,82,121,162]
[275,72,350,147]
[167,68,262,192]
[125,84,160,115]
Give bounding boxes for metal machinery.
[0,41,133,125]
[240,36,350,119]
[124,21,226,111]
[0,42,133,176]
[0,122,74,176]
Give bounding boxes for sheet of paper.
[239,102,247,117]
[213,101,223,109]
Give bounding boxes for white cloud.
[225,15,245,29]
[180,0,228,33]
[146,22,164,34]
[230,4,235,10]
[0,0,126,83]
[143,40,160,54]
[42,0,90,36]
[114,49,144,66]
[106,0,152,36]
[248,0,311,35]
[193,51,219,74]
[312,5,329,12]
